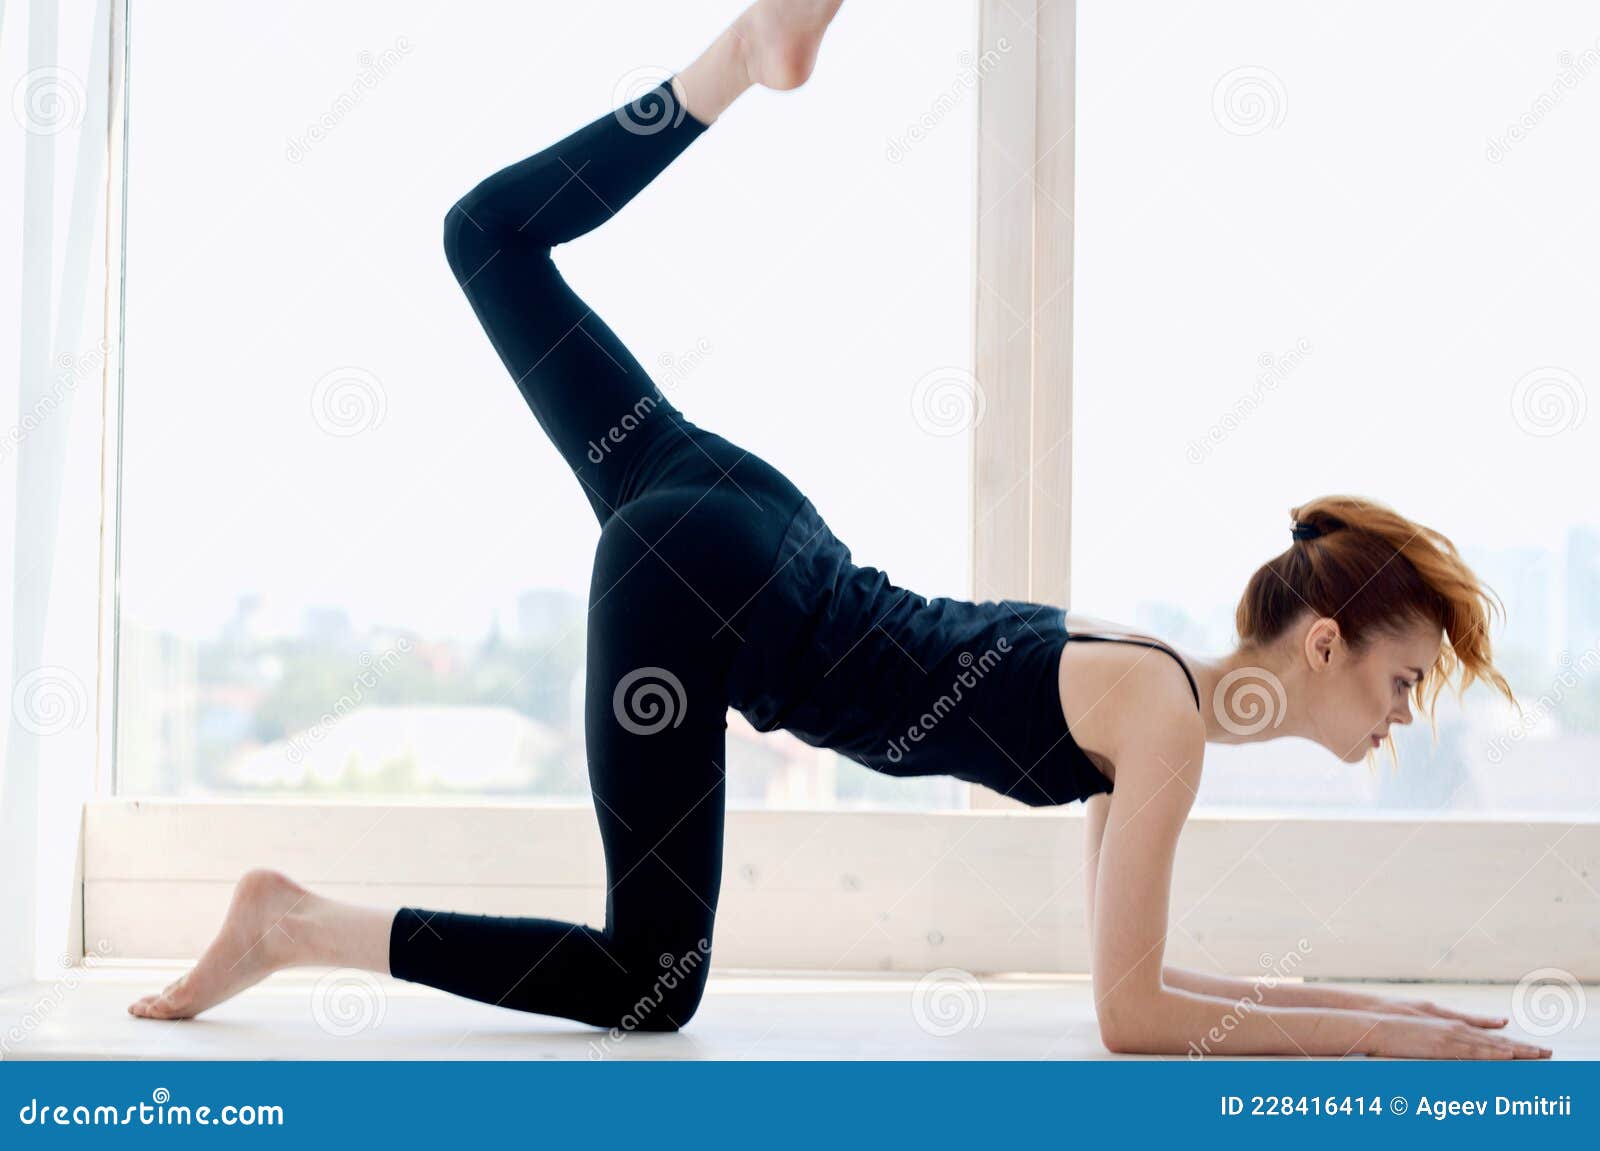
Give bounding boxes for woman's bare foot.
[672,0,845,125]
[733,0,847,91]
[127,868,324,1020]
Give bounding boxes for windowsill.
[5,966,1592,1060]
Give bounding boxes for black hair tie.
[1291,520,1325,541]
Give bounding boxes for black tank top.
[729,498,1202,807]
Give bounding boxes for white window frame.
[72,0,1600,982]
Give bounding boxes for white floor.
[4,966,1596,1060]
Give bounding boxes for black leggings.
[388,81,805,1031]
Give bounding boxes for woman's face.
[1306,616,1444,763]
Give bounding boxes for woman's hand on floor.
[1348,992,1511,1029]
[1366,1014,1552,1059]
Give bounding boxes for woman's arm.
[1083,664,1547,1057]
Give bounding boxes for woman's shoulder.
[1056,614,1205,788]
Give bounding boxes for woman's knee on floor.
[603,934,715,1032]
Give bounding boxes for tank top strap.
[1063,630,1202,711]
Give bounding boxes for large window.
[115,0,978,808]
[1072,0,1600,815]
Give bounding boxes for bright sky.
[120,0,1597,662]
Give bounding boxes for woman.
[129,0,1548,1059]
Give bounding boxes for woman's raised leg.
[126,0,846,1029]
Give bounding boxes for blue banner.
[3,1059,1597,1146]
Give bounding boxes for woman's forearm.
[1103,986,1386,1057]
[1162,964,1374,1011]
